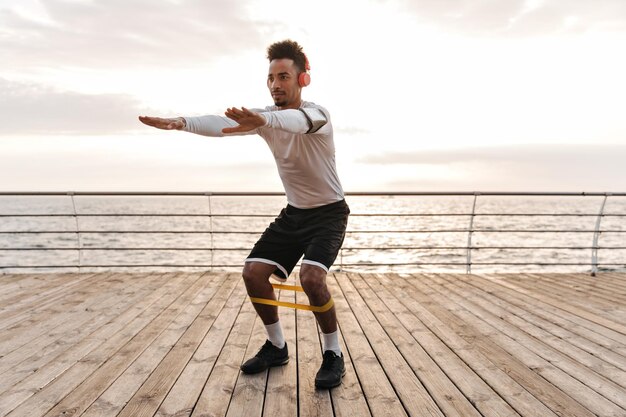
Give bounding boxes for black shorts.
[245,199,350,280]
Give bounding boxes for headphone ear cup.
[298,72,310,87]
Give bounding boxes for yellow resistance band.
[249,284,334,313]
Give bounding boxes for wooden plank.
[0,272,125,355]
[329,314,371,417]
[349,273,481,417]
[419,274,619,417]
[190,285,258,417]
[0,273,71,299]
[338,273,445,417]
[328,273,408,417]
[452,277,626,415]
[0,273,176,398]
[438,278,626,407]
[81,274,214,417]
[146,276,247,417]
[531,274,626,307]
[0,273,101,329]
[1,271,623,417]
[0,273,88,308]
[0,273,38,292]
[600,273,626,284]
[0,272,98,311]
[294,278,334,417]
[2,272,206,417]
[223,306,268,417]
[363,273,520,417]
[91,273,237,417]
[0,272,170,391]
[513,273,623,308]
[42,272,233,417]
[540,273,626,299]
[454,274,626,368]
[0,272,157,362]
[481,274,626,341]
[263,283,298,417]
[471,274,626,356]
[376,273,558,417]
[523,273,626,317]
[498,274,626,326]
[0,272,208,417]
[439,274,626,382]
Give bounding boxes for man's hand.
[138,116,186,130]
[222,107,266,134]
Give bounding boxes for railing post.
[466,193,479,274]
[206,193,214,272]
[591,193,608,277]
[69,192,82,272]
[339,248,344,272]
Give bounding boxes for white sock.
[265,321,286,349]
[322,330,342,356]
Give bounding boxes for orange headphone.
[298,54,311,87]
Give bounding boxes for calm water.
[1,194,625,274]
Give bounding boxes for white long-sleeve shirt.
[183,101,344,209]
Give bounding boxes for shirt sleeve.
[261,108,328,134]
[182,115,258,137]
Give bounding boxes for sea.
[1,194,625,275]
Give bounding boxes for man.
[139,40,349,389]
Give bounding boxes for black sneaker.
[240,340,289,374]
[315,350,346,389]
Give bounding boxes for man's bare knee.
[242,262,274,288]
[299,265,328,298]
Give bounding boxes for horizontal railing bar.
[1,213,625,218]
[1,191,625,197]
[2,230,625,234]
[343,230,626,233]
[341,246,626,250]
[341,262,626,266]
[349,230,626,233]
[2,262,624,269]
[0,213,273,218]
[2,246,625,251]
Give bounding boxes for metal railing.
[0,192,625,274]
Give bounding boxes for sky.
[1,0,625,192]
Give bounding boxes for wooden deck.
[0,272,624,417]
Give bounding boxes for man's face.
[267,58,302,109]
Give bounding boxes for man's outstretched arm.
[223,106,329,135]
[139,112,254,137]
[138,116,186,130]
[222,107,267,134]
[139,105,327,136]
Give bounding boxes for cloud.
[0,138,282,191]
[401,0,626,36]
[0,78,149,135]
[0,0,267,71]
[359,144,626,191]
[360,144,626,165]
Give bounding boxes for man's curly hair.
[266,39,308,73]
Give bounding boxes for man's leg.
[299,263,345,389]
[242,261,280,325]
[299,263,337,334]
[240,261,289,374]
